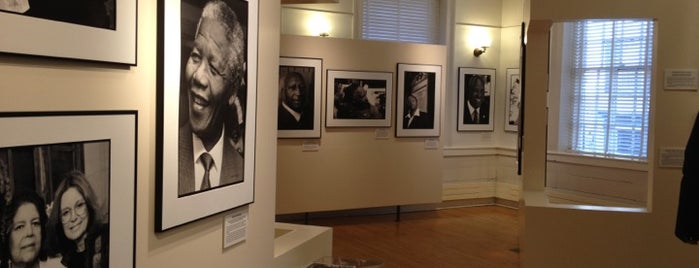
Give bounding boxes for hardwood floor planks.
[305,205,519,268]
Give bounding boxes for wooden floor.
[306,205,520,268]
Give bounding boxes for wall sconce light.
[473,46,488,57]
[468,27,492,58]
[308,14,331,38]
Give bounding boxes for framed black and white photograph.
[278,57,322,138]
[0,111,136,267]
[505,68,521,132]
[396,63,442,137]
[157,0,258,231]
[326,70,392,127]
[458,67,495,132]
[0,0,136,64]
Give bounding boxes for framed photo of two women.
[157,0,258,231]
[0,111,137,267]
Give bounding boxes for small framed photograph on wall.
[326,70,393,127]
[505,68,521,132]
[278,57,322,138]
[396,63,442,137]
[457,67,496,132]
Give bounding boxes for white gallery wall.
[0,1,280,267]
[521,0,699,266]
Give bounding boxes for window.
[563,19,654,160]
[361,0,440,44]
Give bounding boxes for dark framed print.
[396,63,442,137]
[457,67,495,132]
[0,111,136,267]
[0,0,136,64]
[505,68,521,132]
[157,0,258,231]
[326,70,392,127]
[278,57,322,138]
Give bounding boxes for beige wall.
[521,0,699,266]
[0,1,280,267]
[276,0,525,212]
[277,35,445,214]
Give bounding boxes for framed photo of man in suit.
[157,0,258,231]
[457,67,495,132]
[278,57,322,138]
[396,63,442,137]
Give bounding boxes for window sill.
[547,151,648,171]
[522,190,648,213]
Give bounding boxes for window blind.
[567,19,653,160]
[362,0,440,44]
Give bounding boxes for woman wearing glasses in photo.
[48,171,108,268]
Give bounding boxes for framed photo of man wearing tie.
[457,67,495,132]
[156,0,259,231]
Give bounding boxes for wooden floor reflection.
[307,205,520,268]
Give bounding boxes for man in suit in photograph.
[278,71,313,130]
[404,95,432,129]
[403,72,434,129]
[178,0,245,196]
[463,75,490,124]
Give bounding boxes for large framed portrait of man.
[0,111,136,267]
[157,0,258,231]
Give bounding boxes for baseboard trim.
[276,198,519,223]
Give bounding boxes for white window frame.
[555,19,654,161]
[546,19,655,206]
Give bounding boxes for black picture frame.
[0,111,137,267]
[156,0,258,231]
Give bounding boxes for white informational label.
[664,69,699,90]
[302,140,320,151]
[424,138,439,149]
[375,128,390,139]
[659,147,685,168]
[223,208,248,249]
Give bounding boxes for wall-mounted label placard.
[664,69,698,90]
[659,147,685,168]
[302,140,320,151]
[223,208,248,248]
